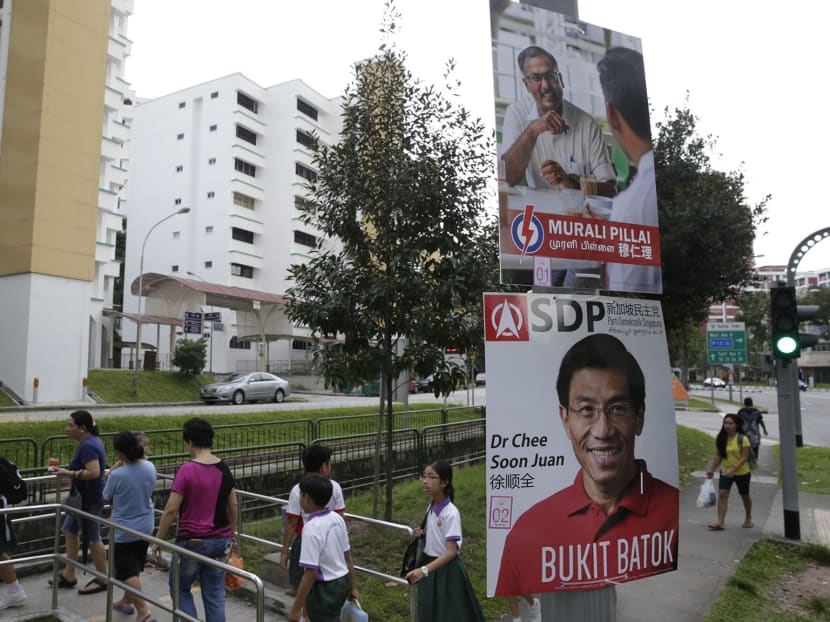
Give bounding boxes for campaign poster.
[492,3,662,294]
[484,292,678,596]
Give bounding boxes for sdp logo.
[483,294,528,342]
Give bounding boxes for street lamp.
[132,207,190,395]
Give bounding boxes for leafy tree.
[735,290,771,373]
[655,101,768,370]
[286,13,494,519]
[172,338,206,376]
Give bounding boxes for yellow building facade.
[0,0,110,402]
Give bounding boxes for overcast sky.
[126,0,830,272]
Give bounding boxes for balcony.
[230,177,265,201]
[109,119,130,142]
[232,143,266,168]
[95,241,116,264]
[104,85,123,111]
[229,246,264,269]
[98,187,119,212]
[106,163,127,189]
[230,212,264,236]
[101,136,123,162]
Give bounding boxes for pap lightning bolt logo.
[511,203,544,256]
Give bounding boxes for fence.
[7,407,483,474]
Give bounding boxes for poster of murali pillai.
[484,293,678,596]
[492,2,661,294]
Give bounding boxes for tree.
[286,13,495,519]
[172,338,206,376]
[654,101,768,370]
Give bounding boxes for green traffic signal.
[770,285,800,359]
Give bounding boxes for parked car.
[201,372,289,405]
[703,377,726,388]
[415,376,433,392]
[475,372,486,386]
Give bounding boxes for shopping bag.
[696,478,716,508]
[341,598,368,622]
[225,550,244,590]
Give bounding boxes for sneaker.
[528,597,541,622]
[0,589,27,609]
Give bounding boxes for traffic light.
[798,304,820,350]
[770,285,799,359]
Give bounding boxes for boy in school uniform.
[281,444,346,593]
[288,475,358,622]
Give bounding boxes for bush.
[171,338,206,376]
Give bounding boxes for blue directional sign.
[706,322,746,364]
[204,311,222,322]
[184,311,203,335]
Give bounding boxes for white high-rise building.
[91,0,135,369]
[123,75,341,374]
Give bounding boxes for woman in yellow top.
[705,413,752,530]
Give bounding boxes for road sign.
[184,311,203,335]
[706,321,747,364]
[204,311,222,322]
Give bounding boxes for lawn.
[87,369,215,403]
[772,445,830,495]
[705,538,830,621]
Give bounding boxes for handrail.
[0,503,265,622]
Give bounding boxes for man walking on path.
[737,398,767,462]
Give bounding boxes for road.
[686,386,830,448]
[0,387,488,423]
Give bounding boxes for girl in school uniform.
[405,460,485,622]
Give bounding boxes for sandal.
[113,600,136,614]
[48,574,77,589]
[707,523,724,531]
[78,578,107,595]
[742,522,754,528]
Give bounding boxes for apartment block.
[123,74,341,373]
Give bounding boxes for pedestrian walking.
[706,413,753,530]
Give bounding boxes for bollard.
[82,377,88,400]
[33,377,39,403]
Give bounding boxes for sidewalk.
[615,441,830,622]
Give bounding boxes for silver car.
[201,372,290,405]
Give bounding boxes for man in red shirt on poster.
[496,334,678,595]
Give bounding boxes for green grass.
[88,369,216,403]
[772,445,830,495]
[705,538,830,621]
[686,397,722,410]
[676,425,715,488]
[0,389,15,406]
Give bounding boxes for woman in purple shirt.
[153,418,238,622]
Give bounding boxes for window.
[295,163,317,182]
[229,336,250,350]
[171,265,179,272]
[231,263,254,278]
[294,230,317,248]
[175,165,183,172]
[208,157,216,165]
[234,158,256,178]
[296,129,316,151]
[294,195,318,212]
[172,231,180,240]
[174,198,182,205]
[233,192,255,210]
[177,133,184,140]
[178,102,185,109]
[207,191,215,199]
[210,91,219,99]
[232,227,254,244]
[236,125,257,145]
[297,98,318,121]
[205,226,214,233]
[209,124,217,132]
[292,340,310,351]
[205,261,213,268]
[237,91,259,114]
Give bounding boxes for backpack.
[0,456,27,504]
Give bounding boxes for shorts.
[719,471,750,496]
[62,504,102,544]
[0,515,17,555]
[114,539,150,581]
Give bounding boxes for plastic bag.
[696,478,716,508]
[341,599,368,622]
[225,550,244,590]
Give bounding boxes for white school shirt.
[423,497,463,557]
[285,478,345,535]
[298,509,351,581]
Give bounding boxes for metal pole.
[776,358,800,539]
[132,207,190,395]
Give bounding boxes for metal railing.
[0,502,264,622]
